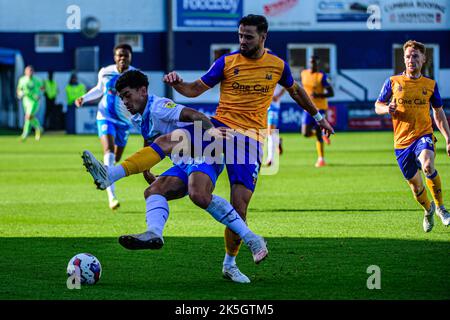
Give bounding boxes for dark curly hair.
[115,70,149,93]
[239,14,268,33]
[113,43,132,55]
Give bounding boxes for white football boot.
[245,234,268,264]
[82,150,112,190]
[423,201,435,233]
[436,206,450,227]
[109,197,120,210]
[222,265,251,284]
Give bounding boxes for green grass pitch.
[0,131,449,300]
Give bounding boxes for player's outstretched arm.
[287,82,334,136]
[163,71,209,98]
[77,70,105,107]
[432,107,450,157]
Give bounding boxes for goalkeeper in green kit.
[16,65,44,141]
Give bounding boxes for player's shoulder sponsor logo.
[164,101,177,109]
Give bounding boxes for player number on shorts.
[421,137,433,147]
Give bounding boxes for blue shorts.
[160,161,224,188]
[302,110,326,127]
[267,106,280,127]
[170,119,263,192]
[211,118,263,192]
[394,134,435,180]
[97,119,130,147]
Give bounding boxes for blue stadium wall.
[0,32,166,71]
[1,29,448,75]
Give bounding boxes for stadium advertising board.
[173,0,449,31]
[347,107,392,130]
[74,106,139,134]
[315,0,372,22]
[244,0,315,29]
[380,0,448,30]
[174,0,244,30]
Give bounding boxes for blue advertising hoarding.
[175,0,243,30]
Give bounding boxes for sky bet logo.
[231,82,270,94]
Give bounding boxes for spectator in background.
[65,73,86,134]
[43,70,59,130]
[16,65,44,141]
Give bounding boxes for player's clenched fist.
[163,72,183,86]
[388,98,397,114]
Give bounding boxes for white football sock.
[145,194,169,237]
[104,152,116,201]
[223,253,237,267]
[205,195,251,238]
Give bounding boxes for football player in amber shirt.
[375,40,450,232]
[300,55,334,167]
[164,15,334,283]
[82,15,333,284]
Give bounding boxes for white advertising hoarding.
[174,0,449,31]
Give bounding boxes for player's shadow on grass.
[250,208,419,213]
[330,162,450,168]
[1,236,449,300]
[116,210,143,214]
[328,163,397,167]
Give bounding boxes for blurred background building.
[0,0,449,133]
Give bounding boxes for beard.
[240,45,260,58]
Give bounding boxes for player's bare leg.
[187,175,266,283]
[315,126,326,167]
[222,184,258,283]
[418,149,450,226]
[302,124,325,167]
[407,171,434,232]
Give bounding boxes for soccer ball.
[67,253,102,285]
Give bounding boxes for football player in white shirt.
[82,70,268,283]
[75,44,135,210]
